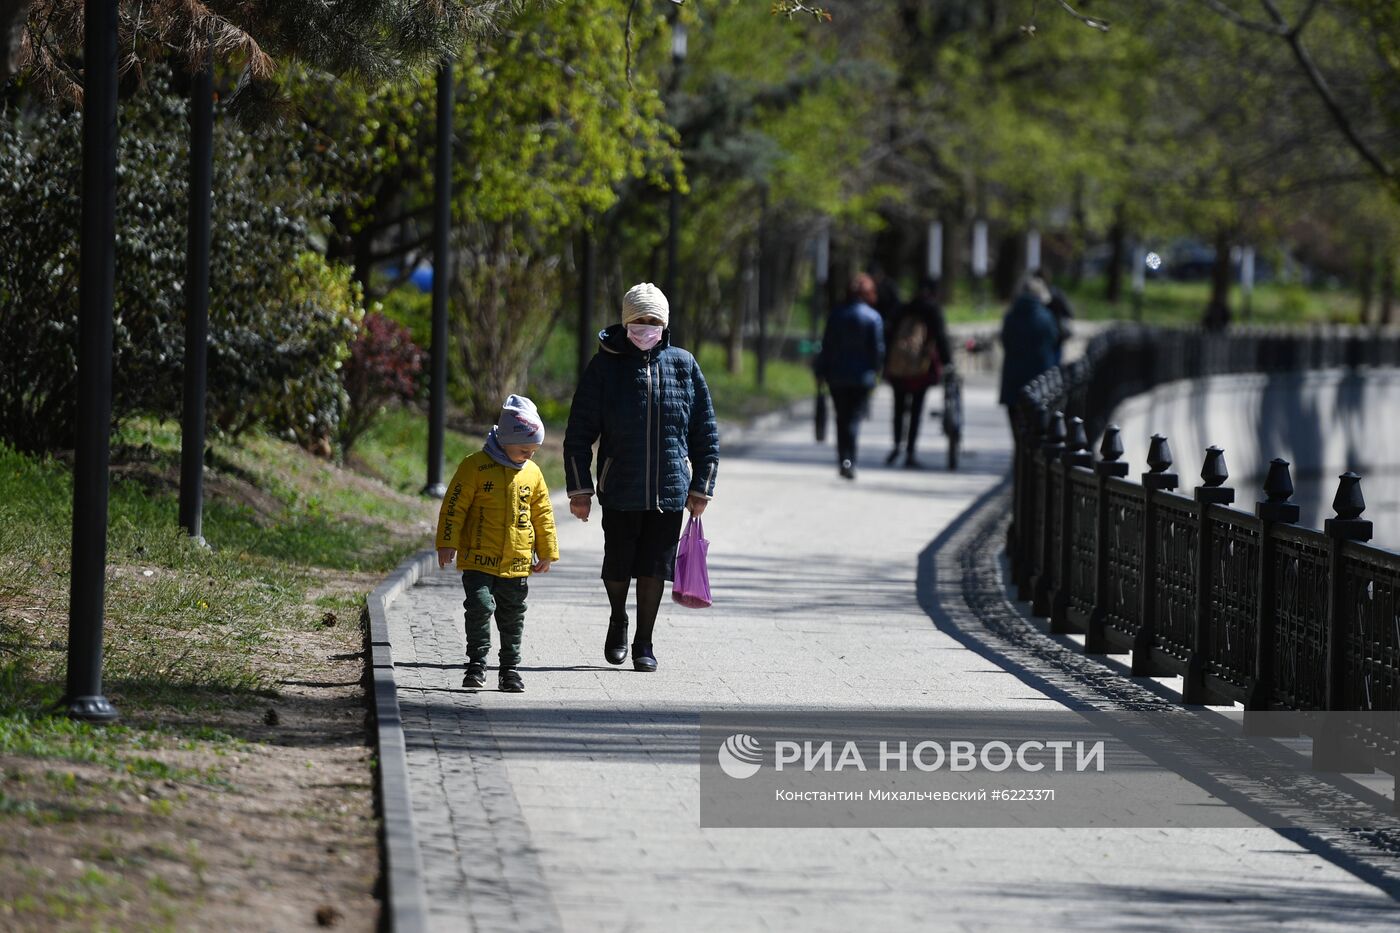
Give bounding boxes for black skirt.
[600,508,686,581]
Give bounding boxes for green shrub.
[0,72,361,454]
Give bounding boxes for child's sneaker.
[498,668,525,693]
[462,660,487,688]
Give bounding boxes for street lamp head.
[672,20,688,62]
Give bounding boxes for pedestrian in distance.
[564,282,719,673]
[1033,266,1075,355]
[869,263,903,328]
[998,272,1061,434]
[815,272,885,479]
[883,276,952,469]
[436,394,560,694]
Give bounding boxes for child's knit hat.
[497,394,544,445]
[622,282,670,326]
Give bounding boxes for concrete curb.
[366,547,438,933]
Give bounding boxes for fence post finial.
[1257,458,1300,523]
[1196,446,1234,504]
[1096,424,1129,477]
[1143,434,1178,490]
[1201,446,1228,487]
[1324,472,1372,541]
[1065,416,1092,468]
[1147,434,1172,472]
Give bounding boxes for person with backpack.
[884,278,952,468]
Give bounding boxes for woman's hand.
[437,547,457,568]
[686,493,708,517]
[570,495,592,522]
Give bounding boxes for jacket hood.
[599,323,673,357]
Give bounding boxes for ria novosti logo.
[715,735,1107,779]
[717,733,763,779]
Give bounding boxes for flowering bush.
[338,312,423,455]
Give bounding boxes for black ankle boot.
[605,617,629,665]
[632,643,657,673]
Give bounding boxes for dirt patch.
[0,577,382,932]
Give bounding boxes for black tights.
[892,386,929,454]
[603,576,665,646]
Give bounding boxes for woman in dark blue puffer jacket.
[564,283,720,672]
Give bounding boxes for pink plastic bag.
[672,516,712,608]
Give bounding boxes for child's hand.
[437,547,457,568]
[532,558,552,574]
[569,495,591,522]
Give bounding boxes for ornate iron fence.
[1007,326,1400,780]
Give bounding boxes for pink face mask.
[627,323,664,351]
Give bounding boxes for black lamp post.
[757,184,770,388]
[179,52,214,542]
[65,0,120,723]
[665,18,686,341]
[423,57,452,498]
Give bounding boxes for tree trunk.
[939,216,959,307]
[0,0,29,79]
[727,242,754,375]
[1359,242,1376,326]
[1069,176,1086,289]
[1381,251,1396,326]
[1105,204,1126,304]
[352,234,375,296]
[991,230,1020,301]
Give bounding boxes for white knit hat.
[497,394,544,445]
[622,282,670,326]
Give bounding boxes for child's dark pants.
[460,570,527,668]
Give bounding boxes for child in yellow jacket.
[436,395,560,693]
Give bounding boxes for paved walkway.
[387,377,1400,932]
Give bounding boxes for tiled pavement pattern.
[387,377,1400,932]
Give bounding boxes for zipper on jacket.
[654,358,663,511]
[645,355,654,510]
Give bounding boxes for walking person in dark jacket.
[998,272,1060,432]
[815,273,885,480]
[564,283,720,673]
[883,277,952,468]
